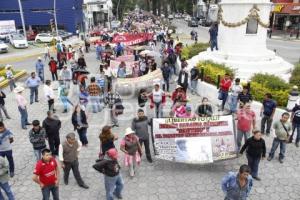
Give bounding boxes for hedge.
[196,61,290,107]
[250,74,290,107]
[181,43,209,60]
[197,60,235,85]
[290,63,300,89]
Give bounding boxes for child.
[0,157,15,199]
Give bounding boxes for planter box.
[0,70,27,88]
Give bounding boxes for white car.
[8,33,28,48]
[0,41,8,53]
[35,33,62,43]
[185,15,192,22]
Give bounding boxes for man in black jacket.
[42,111,61,156]
[177,68,189,92]
[0,90,11,121]
[93,148,123,200]
[131,109,153,163]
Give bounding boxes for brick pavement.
[2,46,300,200]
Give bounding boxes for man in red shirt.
[236,103,256,151]
[219,73,232,111]
[32,148,59,200]
[48,57,58,81]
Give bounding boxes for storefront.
[271,3,300,36]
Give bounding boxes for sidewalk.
[0,36,83,65]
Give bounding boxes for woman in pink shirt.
[14,86,30,129]
[120,128,142,178]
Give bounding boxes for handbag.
[281,122,291,142]
[218,90,223,100]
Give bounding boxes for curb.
[0,41,84,65]
[0,70,27,88]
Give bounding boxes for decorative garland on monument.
[218,4,269,28]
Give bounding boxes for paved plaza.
[0,45,299,200]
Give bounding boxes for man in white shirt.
[58,133,89,189]
[104,65,114,92]
[228,78,243,114]
[59,66,72,89]
[14,86,30,129]
[44,80,55,113]
[44,44,50,61]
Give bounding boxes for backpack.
[115,97,124,115]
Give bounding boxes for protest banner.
[152,115,237,164]
[114,69,163,94]
[116,55,135,62]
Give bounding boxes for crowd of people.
[0,10,299,200]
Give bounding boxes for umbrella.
[73,69,90,74]
[139,50,161,57]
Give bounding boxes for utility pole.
[117,0,121,20]
[17,0,26,38]
[53,0,59,37]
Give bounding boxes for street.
[0,40,299,200]
[172,19,300,64]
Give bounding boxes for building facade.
[271,0,300,37]
[83,0,113,31]
[0,0,84,33]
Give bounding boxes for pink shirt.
[16,94,27,109]
[237,109,256,132]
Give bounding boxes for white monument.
[189,0,293,81]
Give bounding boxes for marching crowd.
[0,11,299,200]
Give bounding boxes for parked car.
[188,18,199,27]
[8,33,28,48]
[0,41,8,53]
[197,16,206,26]
[168,14,174,20]
[184,15,192,22]
[35,33,62,43]
[201,19,213,27]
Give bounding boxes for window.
[30,9,54,13]
[0,10,20,14]
[246,18,258,34]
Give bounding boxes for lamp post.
[53,0,59,37]
[17,0,26,38]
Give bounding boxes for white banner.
[152,115,237,164]
[0,20,16,35]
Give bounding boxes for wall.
[0,0,83,33]
[196,80,286,123]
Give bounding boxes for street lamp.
[53,0,59,37]
[17,0,26,38]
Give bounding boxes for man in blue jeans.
[0,157,15,200]
[94,148,123,200]
[267,112,292,163]
[260,93,277,136]
[0,122,14,178]
[25,72,41,104]
[291,99,300,147]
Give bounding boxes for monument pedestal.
[190,0,293,81]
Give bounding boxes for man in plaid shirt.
[87,77,102,113]
[105,89,121,127]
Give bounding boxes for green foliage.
[250,82,289,107]
[196,62,291,106]
[250,74,290,107]
[181,43,209,60]
[251,73,290,91]
[289,63,300,89]
[197,60,235,85]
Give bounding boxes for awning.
[273,3,300,15]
